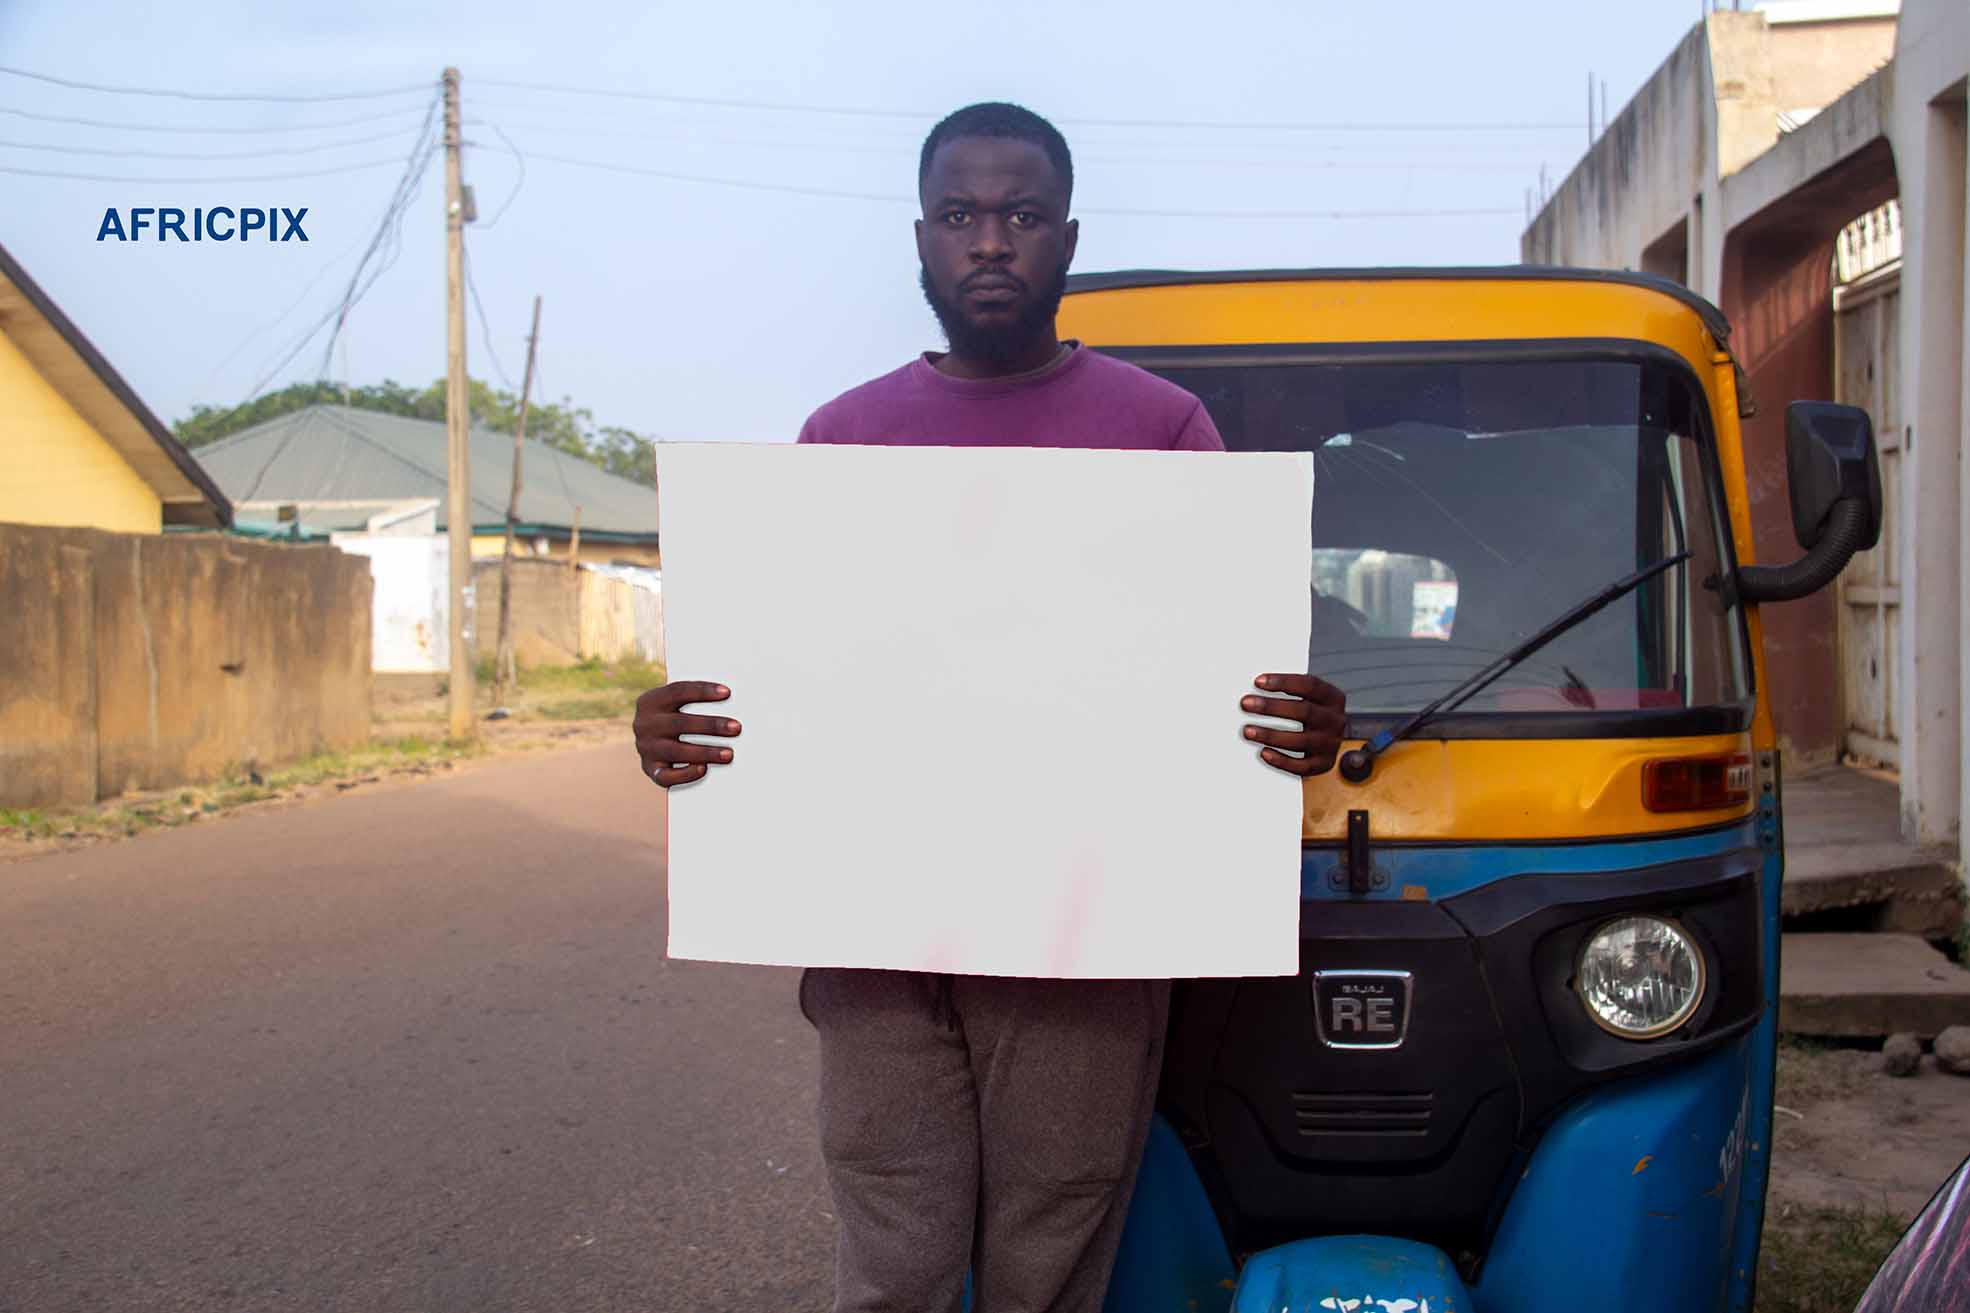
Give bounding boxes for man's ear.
[1063,217,1079,269]
[914,217,927,264]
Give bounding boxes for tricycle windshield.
[1147,353,1751,719]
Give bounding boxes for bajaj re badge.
[1313,970,1413,1050]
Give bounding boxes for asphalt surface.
[0,745,834,1312]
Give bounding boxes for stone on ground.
[1936,1026,1970,1076]
[1882,1033,1922,1076]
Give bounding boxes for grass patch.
[0,735,485,846]
[536,694,635,722]
[487,655,666,695]
[406,659,663,726]
[1758,1204,1909,1312]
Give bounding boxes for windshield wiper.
[1335,552,1692,783]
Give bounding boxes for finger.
[1243,724,1322,751]
[1259,745,1340,777]
[633,718,740,755]
[650,763,707,787]
[635,729,740,764]
[636,681,731,713]
[1255,673,1346,706]
[656,713,743,739]
[645,741,734,766]
[1239,694,1319,722]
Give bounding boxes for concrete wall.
[1768,17,1898,115]
[1885,0,1969,847]
[470,558,661,667]
[0,327,162,535]
[1521,23,1716,272]
[0,523,372,809]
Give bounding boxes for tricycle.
[1048,266,1882,1312]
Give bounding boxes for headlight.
[1576,916,1706,1039]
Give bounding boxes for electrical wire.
[304,93,444,383]
[466,117,1550,172]
[0,157,417,183]
[516,148,1519,219]
[202,225,382,389]
[0,65,433,103]
[462,241,517,391]
[0,124,425,160]
[471,122,525,229]
[227,90,439,403]
[475,76,1576,133]
[0,102,432,135]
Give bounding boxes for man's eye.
[942,210,970,226]
[1010,211,1040,228]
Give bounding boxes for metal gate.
[1832,258,1901,768]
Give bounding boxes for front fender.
[1231,1236,1474,1313]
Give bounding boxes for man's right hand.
[633,681,740,788]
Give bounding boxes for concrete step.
[1781,842,1964,937]
[1779,932,1970,1038]
[1781,767,1963,938]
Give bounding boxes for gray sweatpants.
[799,968,1171,1313]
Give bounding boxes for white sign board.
[657,443,1313,979]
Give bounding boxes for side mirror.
[1784,401,1882,552]
[1736,401,1882,604]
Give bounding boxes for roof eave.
[0,240,233,528]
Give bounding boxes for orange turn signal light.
[1642,754,1752,813]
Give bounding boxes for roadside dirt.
[1769,1041,1970,1221]
[0,718,628,865]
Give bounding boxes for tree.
[172,378,657,488]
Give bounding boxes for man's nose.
[968,215,1014,261]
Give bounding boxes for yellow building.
[0,240,230,533]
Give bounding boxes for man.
[634,102,1346,1313]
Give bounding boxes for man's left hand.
[1242,673,1348,777]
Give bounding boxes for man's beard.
[919,261,1069,369]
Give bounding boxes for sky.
[1,0,1727,446]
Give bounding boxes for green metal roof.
[193,404,658,539]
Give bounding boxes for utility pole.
[493,295,542,710]
[443,66,475,741]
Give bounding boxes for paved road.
[0,745,834,1312]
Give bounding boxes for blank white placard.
[657,442,1313,979]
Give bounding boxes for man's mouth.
[961,275,1023,304]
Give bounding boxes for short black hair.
[918,102,1073,204]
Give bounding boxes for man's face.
[916,135,1078,367]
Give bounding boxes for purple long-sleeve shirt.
[795,345,1225,451]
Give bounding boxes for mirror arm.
[1735,499,1871,604]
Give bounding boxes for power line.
[518,148,1519,220]
[468,117,1551,171]
[461,241,517,391]
[475,77,1576,133]
[0,157,418,183]
[0,102,432,135]
[0,65,433,103]
[0,124,423,160]
[519,146,898,203]
[470,122,526,228]
[305,92,444,385]
[227,90,439,403]
[200,224,379,391]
